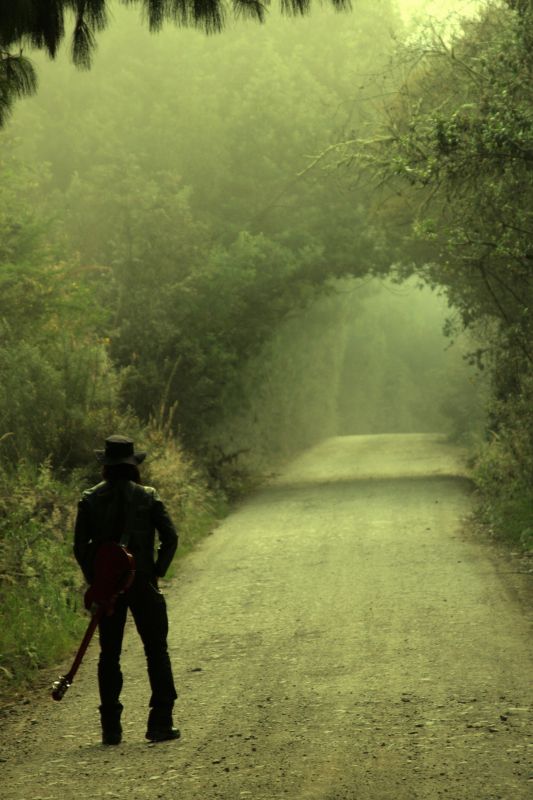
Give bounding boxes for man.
[74,434,179,745]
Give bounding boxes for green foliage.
[0,138,221,688]
[141,413,225,555]
[473,373,533,549]
[337,1,532,546]
[0,463,84,687]
[0,145,129,469]
[0,338,130,468]
[341,4,532,356]
[6,4,399,452]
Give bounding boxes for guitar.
[52,542,135,701]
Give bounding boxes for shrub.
[0,339,133,470]
[0,463,84,689]
[473,373,533,550]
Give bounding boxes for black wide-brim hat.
[95,435,147,466]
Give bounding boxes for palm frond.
[0,80,13,128]
[192,0,225,33]
[84,0,108,31]
[71,12,96,68]
[0,52,37,97]
[280,0,310,17]
[30,0,65,58]
[232,0,266,24]
[0,51,37,126]
[0,1,35,47]
[143,0,163,30]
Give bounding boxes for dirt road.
[1,433,532,800]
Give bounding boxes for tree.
[332,0,533,543]
[335,1,532,360]
[0,139,127,468]
[6,3,399,450]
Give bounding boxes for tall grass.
[142,414,226,558]
[0,463,84,688]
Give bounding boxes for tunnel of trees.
[0,0,531,685]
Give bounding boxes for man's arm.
[73,498,94,583]
[151,491,178,577]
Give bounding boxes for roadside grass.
[0,568,86,684]
[0,463,85,692]
[476,490,533,553]
[142,423,228,561]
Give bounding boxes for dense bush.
[0,146,220,691]
[474,372,533,549]
[0,464,83,687]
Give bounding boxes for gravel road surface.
[1,433,532,800]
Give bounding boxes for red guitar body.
[83,542,136,613]
[52,542,135,701]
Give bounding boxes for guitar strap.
[117,481,135,548]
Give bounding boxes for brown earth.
[1,433,532,800]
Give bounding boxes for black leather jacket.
[74,480,178,583]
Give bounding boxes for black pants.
[98,575,177,711]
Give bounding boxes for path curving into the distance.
[1,433,532,800]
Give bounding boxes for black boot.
[145,706,180,742]
[99,703,123,745]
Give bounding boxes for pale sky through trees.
[398,0,483,22]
